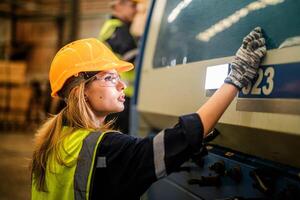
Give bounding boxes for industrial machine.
[133,0,300,199]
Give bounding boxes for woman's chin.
[111,106,125,114]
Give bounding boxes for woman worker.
[31,27,266,200]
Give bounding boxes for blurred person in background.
[98,0,139,134]
[31,27,266,199]
[130,0,148,40]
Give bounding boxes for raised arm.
[197,27,267,136]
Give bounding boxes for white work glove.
[224,27,267,90]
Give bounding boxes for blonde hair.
[31,81,114,192]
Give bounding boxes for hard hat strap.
[58,71,99,100]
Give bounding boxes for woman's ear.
[84,94,88,102]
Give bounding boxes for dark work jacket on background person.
[103,16,137,63]
[90,113,204,200]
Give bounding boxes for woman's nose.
[117,79,127,91]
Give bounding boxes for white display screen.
[205,64,229,90]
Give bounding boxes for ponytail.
[31,108,65,192]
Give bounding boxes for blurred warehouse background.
[0,0,114,130]
[0,0,148,199]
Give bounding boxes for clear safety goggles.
[88,72,123,87]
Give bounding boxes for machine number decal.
[242,67,275,96]
[238,62,300,99]
[237,62,300,114]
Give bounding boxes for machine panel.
[136,0,300,168]
[135,0,300,199]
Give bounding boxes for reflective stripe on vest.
[31,128,109,200]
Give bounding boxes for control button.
[227,165,242,183]
[209,160,225,175]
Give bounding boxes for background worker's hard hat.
[49,38,134,97]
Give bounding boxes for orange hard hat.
[49,38,134,97]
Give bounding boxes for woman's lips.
[118,95,125,102]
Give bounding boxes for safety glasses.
[88,72,122,87]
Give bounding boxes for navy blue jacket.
[90,113,204,199]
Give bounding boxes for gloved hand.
[224,27,267,90]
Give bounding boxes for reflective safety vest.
[99,18,135,98]
[120,70,135,97]
[31,128,108,200]
[98,19,123,43]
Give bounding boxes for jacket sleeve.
[153,113,204,178]
[94,113,204,197]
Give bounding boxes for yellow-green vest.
[120,70,135,97]
[99,19,123,43]
[98,18,135,97]
[31,128,108,200]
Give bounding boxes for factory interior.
[0,0,148,199]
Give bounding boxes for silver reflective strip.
[74,132,101,200]
[96,157,107,168]
[153,130,166,179]
[122,48,138,61]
